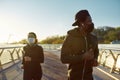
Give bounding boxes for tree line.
[18,26,120,44]
[93,26,120,43]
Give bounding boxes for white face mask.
[27,38,35,45]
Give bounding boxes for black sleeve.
[32,46,44,63]
[39,46,44,63]
[22,47,25,64]
[94,44,99,59]
[92,35,99,60]
[61,35,84,64]
[61,53,83,64]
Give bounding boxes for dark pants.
[23,74,42,80]
[68,72,93,80]
[23,63,42,80]
[68,60,93,80]
[24,72,42,80]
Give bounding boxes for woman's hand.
[24,56,31,62]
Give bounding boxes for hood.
[67,28,82,37]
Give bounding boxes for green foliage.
[18,26,120,44]
[39,35,65,44]
[93,26,120,43]
[39,26,120,44]
[19,39,27,44]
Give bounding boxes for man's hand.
[24,56,31,62]
[83,48,94,60]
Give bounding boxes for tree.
[39,35,65,44]
[93,26,117,43]
[19,39,27,44]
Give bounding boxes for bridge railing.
[98,44,120,73]
[0,45,24,80]
[0,44,120,80]
[41,44,120,73]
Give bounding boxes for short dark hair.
[28,32,37,38]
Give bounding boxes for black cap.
[72,10,91,26]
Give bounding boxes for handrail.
[98,45,120,73]
[0,44,120,80]
[42,44,120,73]
[0,45,24,80]
[0,46,24,49]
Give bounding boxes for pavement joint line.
[96,67,119,80]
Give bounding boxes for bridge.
[0,44,120,80]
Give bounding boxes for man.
[22,32,44,80]
[61,10,99,80]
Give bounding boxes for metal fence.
[0,45,24,80]
[0,44,120,80]
[98,44,120,73]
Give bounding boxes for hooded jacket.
[61,27,99,80]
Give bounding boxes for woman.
[22,32,44,80]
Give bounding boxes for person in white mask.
[27,37,36,45]
[22,32,44,80]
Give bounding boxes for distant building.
[111,40,120,44]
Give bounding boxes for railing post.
[0,49,4,57]
[16,48,21,60]
[7,48,16,64]
[109,50,116,73]
[103,50,110,67]
[0,49,7,80]
[116,54,120,74]
[98,49,105,64]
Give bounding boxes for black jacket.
[22,44,44,64]
[22,44,44,80]
[61,28,99,80]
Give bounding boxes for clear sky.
[0,0,120,43]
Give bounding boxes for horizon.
[0,0,120,43]
[0,26,119,44]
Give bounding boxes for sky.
[0,0,120,43]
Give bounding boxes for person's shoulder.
[90,33,97,38]
[67,27,82,37]
[23,44,28,49]
[89,33,98,41]
[36,44,43,49]
[67,27,79,34]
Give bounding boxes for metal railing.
[41,44,120,73]
[0,45,24,80]
[0,44,120,80]
[98,44,120,73]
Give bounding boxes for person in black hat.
[61,10,99,80]
[22,32,44,80]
